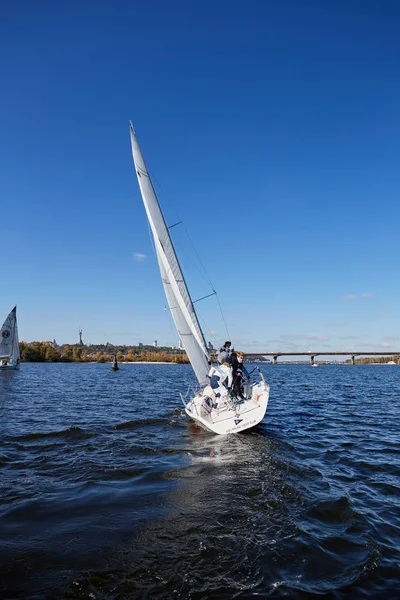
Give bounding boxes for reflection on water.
[0,363,399,598]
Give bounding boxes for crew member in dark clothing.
[217,341,233,364]
[231,351,250,399]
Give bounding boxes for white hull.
[0,363,19,371]
[184,377,270,435]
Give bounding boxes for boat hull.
[0,364,19,371]
[185,379,270,435]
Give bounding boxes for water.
[0,363,399,599]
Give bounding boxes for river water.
[0,363,399,599]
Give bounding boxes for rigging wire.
[181,223,231,341]
[195,307,222,350]
[215,292,231,341]
[149,168,213,287]
[182,225,214,289]
[145,165,231,343]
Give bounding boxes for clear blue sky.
[1,0,400,353]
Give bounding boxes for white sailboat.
[0,306,20,370]
[129,124,270,434]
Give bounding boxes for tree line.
[345,355,400,364]
[19,342,189,364]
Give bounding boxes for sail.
[129,124,210,386]
[0,306,19,363]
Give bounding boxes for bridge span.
[243,351,400,365]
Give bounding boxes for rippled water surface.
[0,363,399,599]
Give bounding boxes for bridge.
[243,351,400,365]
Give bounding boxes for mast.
[129,123,210,386]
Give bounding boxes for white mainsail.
[129,123,210,386]
[0,306,20,364]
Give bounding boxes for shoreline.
[20,361,188,365]
[111,361,184,365]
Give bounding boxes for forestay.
[129,124,210,386]
[0,306,20,362]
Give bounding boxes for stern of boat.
[183,368,270,435]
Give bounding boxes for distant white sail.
[129,124,210,386]
[0,306,20,365]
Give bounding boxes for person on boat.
[217,341,233,364]
[219,359,233,388]
[208,362,232,389]
[206,361,232,408]
[231,352,250,400]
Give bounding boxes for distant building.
[78,329,83,346]
[153,340,158,348]
[178,338,183,350]
[50,339,58,349]
[138,342,143,347]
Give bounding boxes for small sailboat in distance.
[129,124,270,434]
[111,354,119,371]
[0,306,20,370]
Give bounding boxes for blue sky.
[1,0,400,353]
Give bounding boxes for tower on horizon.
[79,329,83,346]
